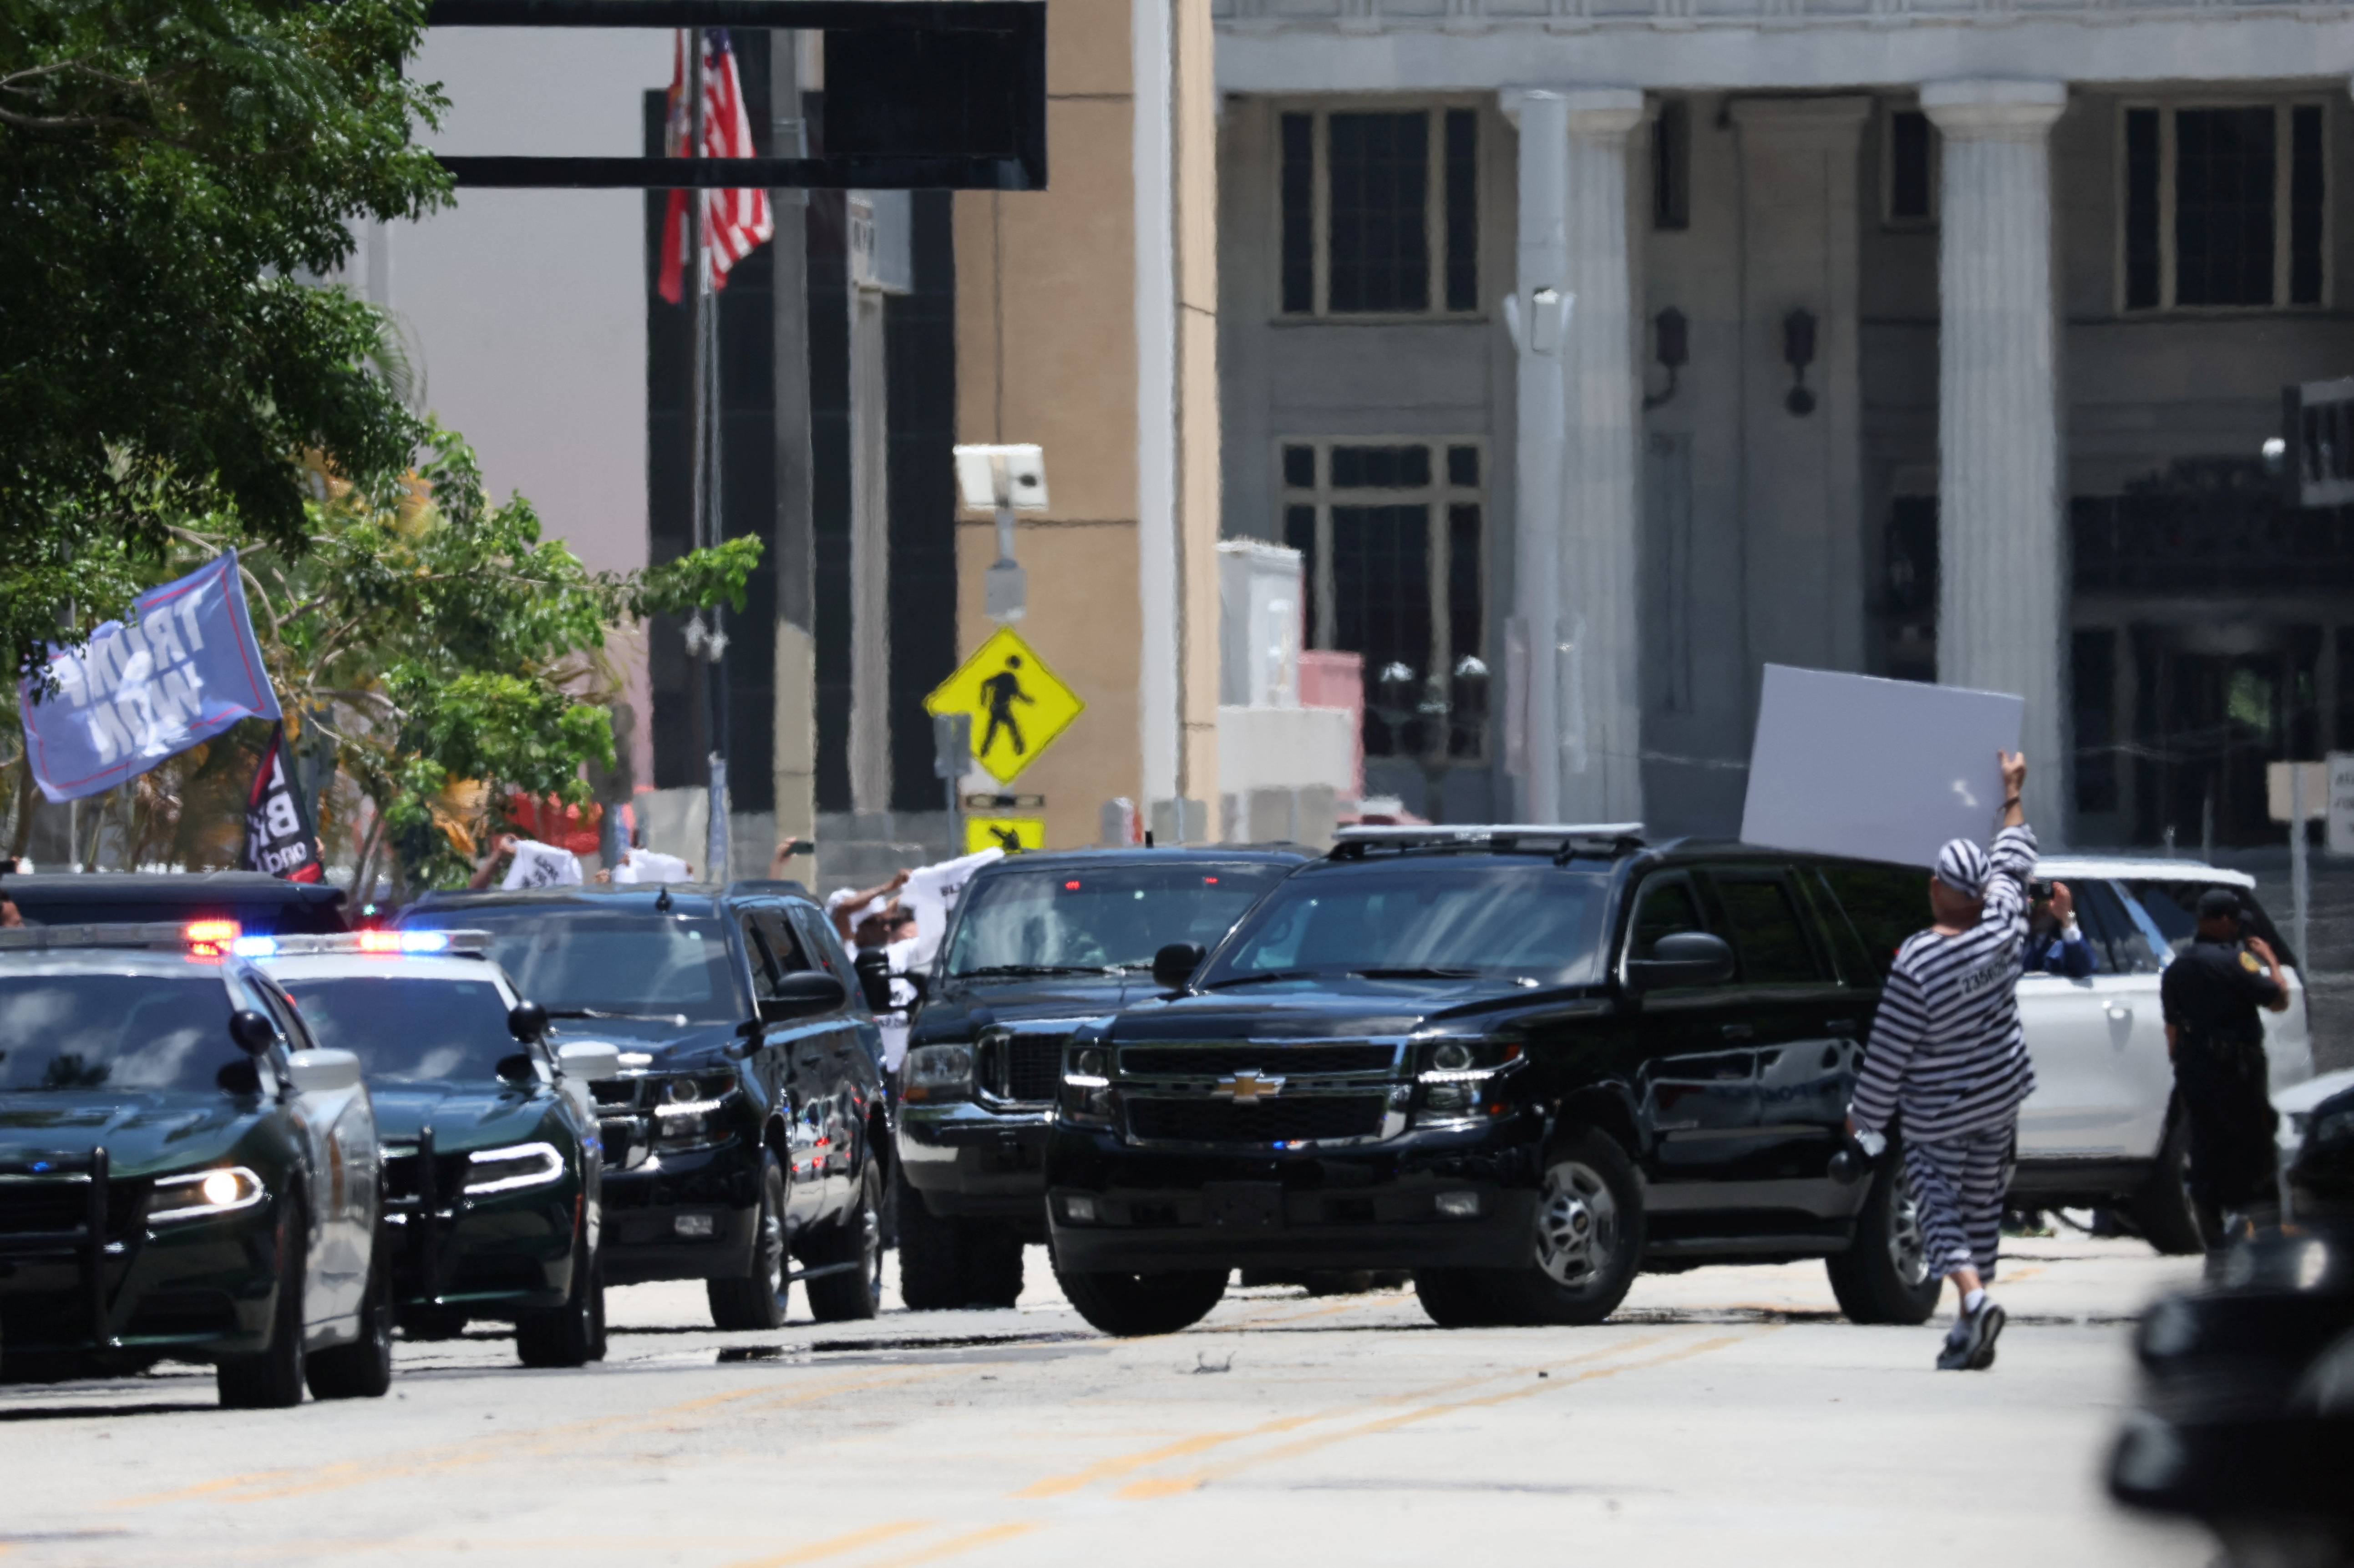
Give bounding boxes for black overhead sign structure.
[424,0,1047,190]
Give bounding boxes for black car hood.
[0,1092,257,1177]
[369,1082,550,1153]
[1108,975,1601,1042]
[547,1017,743,1072]
[913,974,1160,1044]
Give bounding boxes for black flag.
[243,723,322,883]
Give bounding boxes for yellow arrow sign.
[966,815,1045,854]
[923,626,1085,785]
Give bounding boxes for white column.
[1503,88,1569,824]
[847,283,892,815]
[1133,0,1182,832]
[1557,90,1646,825]
[1922,79,2069,835]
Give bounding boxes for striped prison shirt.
[1849,824,2040,1144]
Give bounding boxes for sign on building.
[2328,753,2354,856]
[923,627,1084,785]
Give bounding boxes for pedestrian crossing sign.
[966,816,1046,854]
[923,627,1085,785]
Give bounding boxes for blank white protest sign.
[1740,665,2024,869]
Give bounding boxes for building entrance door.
[2130,629,2319,848]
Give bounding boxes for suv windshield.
[945,863,1294,977]
[403,907,742,1024]
[280,976,517,1083]
[0,972,240,1093]
[1199,862,1611,987]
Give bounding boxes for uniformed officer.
[2159,887,2291,1244]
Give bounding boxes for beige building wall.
[953,0,1223,850]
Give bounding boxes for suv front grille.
[1117,1043,1398,1079]
[982,1033,1070,1103]
[1126,1095,1389,1145]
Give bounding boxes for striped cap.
[1934,838,1990,899]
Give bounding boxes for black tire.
[1413,1268,1505,1328]
[805,1162,885,1322]
[1479,1128,1646,1327]
[1055,1260,1228,1338]
[707,1154,790,1330]
[895,1162,966,1311]
[957,1221,1026,1309]
[307,1232,394,1400]
[517,1224,604,1367]
[2131,1106,2211,1257]
[218,1201,308,1409]
[1826,1148,1942,1326]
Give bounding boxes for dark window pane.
[2126,108,2161,309]
[1331,503,1433,756]
[1713,875,1825,985]
[1445,108,1478,309]
[1816,863,1924,978]
[1280,113,1314,314]
[1653,99,1690,231]
[1447,503,1483,759]
[2075,627,2118,814]
[1889,110,1933,221]
[1631,877,1708,960]
[2071,880,2163,975]
[1326,112,1429,313]
[1330,445,1430,490]
[2292,104,2324,306]
[1282,444,1316,489]
[2176,107,2277,307]
[1447,445,1479,487]
[1806,871,1880,987]
[1284,504,1319,645]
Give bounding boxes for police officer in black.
[2160,888,2291,1244]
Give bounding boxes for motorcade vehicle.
[894,847,1306,1308]
[251,928,620,1366]
[0,921,388,1406]
[1040,825,2317,1336]
[5,870,348,934]
[397,882,888,1327]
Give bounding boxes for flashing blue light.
[398,931,451,954]
[230,936,279,958]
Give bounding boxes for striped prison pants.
[1902,1126,2016,1281]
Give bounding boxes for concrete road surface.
[0,1236,2212,1568]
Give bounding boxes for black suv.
[1044,825,1939,1335]
[894,848,1304,1309]
[399,882,888,1327]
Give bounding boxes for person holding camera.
[2023,880,2096,978]
[2161,888,2290,1247]
[1846,751,2039,1371]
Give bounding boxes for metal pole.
[2293,762,2311,971]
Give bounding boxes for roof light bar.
[1332,823,1646,841]
[0,925,493,958]
[251,930,491,959]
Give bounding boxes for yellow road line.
[1013,1333,1664,1500]
[1117,1330,1758,1499]
[857,1522,1040,1568]
[720,1521,934,1568]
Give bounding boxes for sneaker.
[1935,1301,2005,1371]
[1968,1302,2005,1370]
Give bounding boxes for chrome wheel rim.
[1533,1159,1619,1289]
[758,1183,786,1301]
[1888,1173,1929,1287]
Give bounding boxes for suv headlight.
[903,1043,974,1103]
[464,1142,567,1195]
[1414,1039,1523,1120]
[650,1074,739,1151]
[1059,1040,1115,1127]
[147,1166,266,1225]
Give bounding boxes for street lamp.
[1368,656,1493,822]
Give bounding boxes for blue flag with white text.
[20,551,281,804]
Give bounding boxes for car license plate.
[1202,1182,1284,1229]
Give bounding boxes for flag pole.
[700,33,731,883]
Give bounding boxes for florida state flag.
[243,723,323,882]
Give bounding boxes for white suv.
[2014,858,2314,1251]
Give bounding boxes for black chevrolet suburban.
[1043,824,1939,1335]
[895,847,1305,1308]
[400,882,888,1327]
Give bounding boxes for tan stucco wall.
[953,0,1223,851]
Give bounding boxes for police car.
[244,929,620,1367]
[0,921,388,1407]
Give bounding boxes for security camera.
[953,444,1049,511]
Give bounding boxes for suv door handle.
[1720,1023,1755,1041]
[2104,1002,2133,1020]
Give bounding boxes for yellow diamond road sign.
[923,627,1085,785]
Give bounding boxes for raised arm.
[1980,752,2036,938]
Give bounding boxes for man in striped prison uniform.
[1847,751,2038,1372]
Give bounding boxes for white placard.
[2328,753,2354,856]
[1740,664,2024,869]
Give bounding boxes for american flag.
[656,29,773,304]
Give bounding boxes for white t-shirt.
[613,848,693,884]
[501,840,583,890]
[898,848,1005,970]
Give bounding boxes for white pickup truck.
[2013,857,2315,1251]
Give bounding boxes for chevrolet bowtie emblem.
[1214,1070,1285,1103]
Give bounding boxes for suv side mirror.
[1153,941,1206,989]
[853,949,894,1014]
[1625,931,1735,992]
[759,969,848,1023]
[507,1000,549,1042]
[229,1009,279,1057]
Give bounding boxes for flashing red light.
[1203,876,1219,885]
[184,919,241,959]
[1064,880,1082,891]
[357,930,403,954]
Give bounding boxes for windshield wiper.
[953,964,1118,979]
[1200,968,1329,989]
[1352,966,1485,981]
[547,1007,689,1024]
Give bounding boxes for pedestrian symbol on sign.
[979,657,1035,760]
[924,628,1085,785]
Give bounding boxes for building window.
[2122,102,2327,311]
[1278,108,1479,318]
[1653,99,1690,232]
[1885,108,1936,225]
[1278,440,1486,759]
